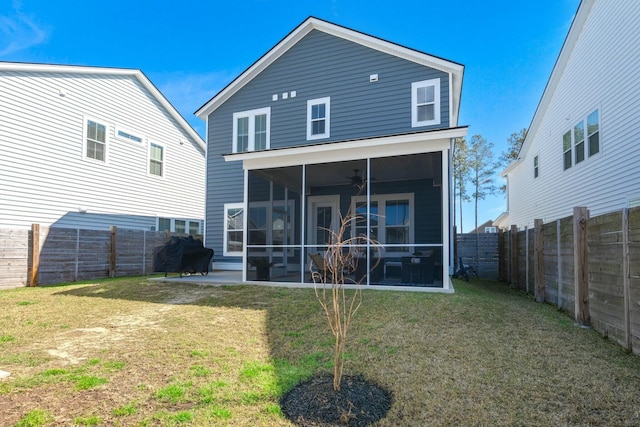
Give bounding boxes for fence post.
[498,229,505,282]
[557,219,562,309]
[622,208,632,352]
[29,223,40,287]
[574,207,590,326]
[510,225,519,287]
[142,230,147,275]
[109,226,117,278]
[534,219,545,303]
[525,226,529,294]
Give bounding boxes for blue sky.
[0,0,580,232]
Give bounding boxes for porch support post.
[442,146,451,288]
[300,164,306,284]
[366,158,371,286]
[242,168,248,283]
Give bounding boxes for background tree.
[501,128,528,164]
[499,128,528,191]
[468,134,499,233]
[452,137,471,233]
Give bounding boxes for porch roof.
[223,126,467,170]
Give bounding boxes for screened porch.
[238,152,449,288]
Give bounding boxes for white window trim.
[82,116,110,163]
[115,125,145,144]
[223,203,245,257]
[232,107,271,153]
[562,108,600,171]
[306,97,331,140]
[148,141,165,178]
[411,78,441,127]
[351,193,415,256]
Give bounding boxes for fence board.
[0,225,184,289]
[455,233,500,279]
[0,228,29,289]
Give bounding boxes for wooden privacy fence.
[0,225,175,289]
[500,206,640,356]
[455,232,500,279]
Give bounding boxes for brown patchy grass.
[1,277,640,426]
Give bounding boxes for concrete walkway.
[152,270,454,293]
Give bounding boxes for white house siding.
[0,69,205,230]
[504,0,640,228]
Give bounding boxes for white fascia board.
[225,127,468,170]
[500,157,522,176]
[0,61,206,152]
[195,17,464,120]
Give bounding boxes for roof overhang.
[195,17,464,126]
[0,61,206,151]
[223,126,467,170]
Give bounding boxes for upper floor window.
[149,142,164,177]
[563,131,572,170]
[115,126,143,143]
[307,97,330,140]
[411,78,440,127]
[85,119,107,161]
[533,155,539,178]
[562,108,600,171]
[587,109,599,156]
[232,107,270,153]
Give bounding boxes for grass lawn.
[1,276,640,426]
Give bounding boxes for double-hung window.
[224,203,244,256]
[563,131,572,170]
[149,142,164,177]
[587,109,600,156]
[232,107,270,153]
[351,193,414,254]
[562,108,600,170]
[307,97,330,140]
[85,119,107,161]
[411,78,440,127]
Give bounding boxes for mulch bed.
[280,374,392,426]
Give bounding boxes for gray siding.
[206,29,450,263]
[209,30,450,152]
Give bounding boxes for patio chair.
[309,253,328,282]
[308,252,354,283]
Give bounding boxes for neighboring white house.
[0,62,206,233]
[496,0,640,229]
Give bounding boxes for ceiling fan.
[347,169,364,187]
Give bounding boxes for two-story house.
[196,17,466,290]
[0,62,206,234]
[497,0,640,229]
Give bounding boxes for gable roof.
[195,16,464,125]
[503,0,594,174]
[0,61,205,151]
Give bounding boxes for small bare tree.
[311,211,380,391]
